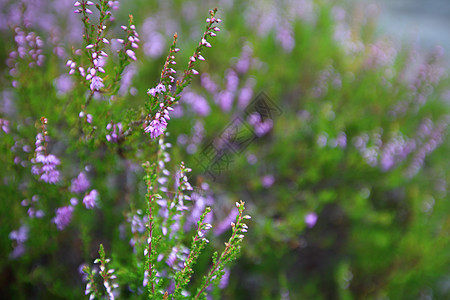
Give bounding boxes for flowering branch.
[194,200,250,299]
[143,8,221,140]
[173,207,212,297]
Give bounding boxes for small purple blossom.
[144,118,168,139]
[32,149,61,184]
[53,206,74,230]
[89,75,104,91]
[70,172,91,193]
[9,224,29,259]
[106,122,123,143]
[219,268,230,289]
[182,90,211,116]
[9,224,29,244]
[83,189,99,209]
[126,49,136,60]
[305,212,318,228]
[214,208,239,236]
[147,83,166,97]
[261,174,275,188]
[0,119,10,133]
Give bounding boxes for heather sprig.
[31,117,61,184]
[194,200,250,299]
[110,15,140,93]
[83,244,118,299]
[172,207,212,297]
[7,27,45,88]
[138,130,249,299]
[73,0,111,93]
[143,8,221,139]
[70,0,140,100]
[175,9,222,95]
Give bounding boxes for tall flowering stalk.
[83,244,118,299]
[194,201,250,299]
[69,0,140,104]
[144,9,221,139]
[31,117,61,184]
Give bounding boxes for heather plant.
[2,0,450,299]
[157,1,450,299]
[1,1,249,299]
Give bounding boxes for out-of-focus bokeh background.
[1,0,450,299]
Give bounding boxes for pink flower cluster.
[106,122,123,143]
[144,100,174,139]
[0,119,10,133]
[31,127,61,184]
[117,24,140,60]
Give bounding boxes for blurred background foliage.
[1,0,450,299]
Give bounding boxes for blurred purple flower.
[106,122,123,143]
[214,208,239,236]
[9,224,29,259]
[70,172,90,194]
[217,90,234,112]
[0,119,10,134]
[53,206,74,231]
[54,74,74,96]
[305,212,318,228]
[182,90,211,116]
[261,174,275,188]
[83,189,99,209]
[9,225,28,244]
[201,73,218,94]
[219,268,230,289]
[90,76,104,91]
[144,118,168,139]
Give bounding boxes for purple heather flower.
[214,208,239,236]
[106,122,123,143]
[54,74,74,96]
[219,268,230,289]
[317,134,328,148]
[201,38,211,48]
[33,153,61,184]
[90,76,104,91]
[53,206,74,230]
[156,83,166,93]
[247,112,273,137]
[200,73,218,94]
[143,32,166,58]
[83,189,99,209]
[276,23,295,53]
[70,198,79,206]
[238,81,254,109]
[147,88,157,97]
[126,49,136,61]
[144,118,168,139]
[236,45,252,74]
[336,131,347,149]
[305,212,318,228]
[217,90,234,112]
[261,174,275,188]
[166,247,178,267]
[9,225,29,244]
[182,90,211,116]
[70,172,90,193]
[9,224,29,259]
[0,119,10,134]
[247,153,258,165]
